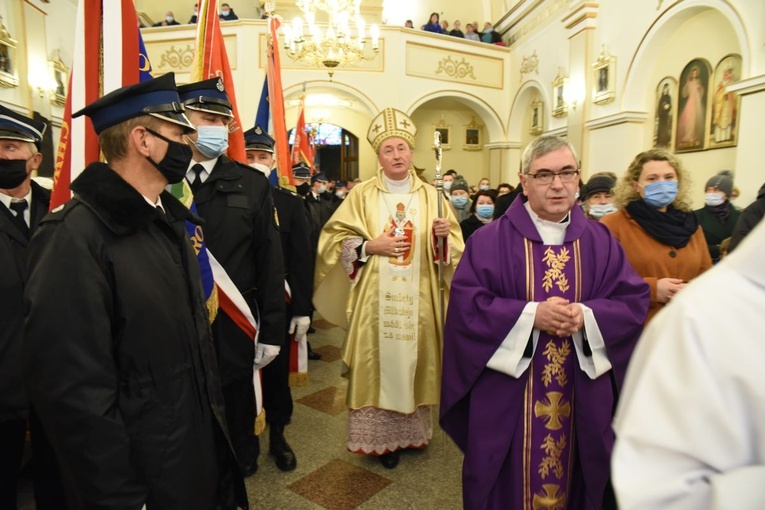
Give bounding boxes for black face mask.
[0,158,30,189]
[296,182,310,196]
[144,128,194,184]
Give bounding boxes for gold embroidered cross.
[400,119,410,128]
[373,123,382,133]
[534,392,571,430]
[533,484,566,510]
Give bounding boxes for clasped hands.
[534,298,584,338]
[365,219,450,257]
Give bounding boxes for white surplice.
[612,219,765,509]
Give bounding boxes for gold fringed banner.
[289,371,308,387]
[254,409,267,436]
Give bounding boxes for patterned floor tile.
[312,318,335,330]
[312,344,342,363]
[288,459,392,510]
[296,385,347,416]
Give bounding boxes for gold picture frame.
[0,16,18,88]
[530,97,543,135]
[592,46,616,105]
[433,116,451,150]
[49,51,68,106]
[552,67,568,118]
[463,117,482,151]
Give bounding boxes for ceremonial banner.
[190,0,246,164]
[51,0,152,210]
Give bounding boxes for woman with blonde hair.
[602,149,711,323]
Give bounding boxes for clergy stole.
[377,192,421,412]
[523,239,581,509]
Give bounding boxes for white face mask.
[318,184,327,194]
[479,184,490,191]
[166,16,174,22]
[221,9,230,16]
[443,180,452,191]
[589,203,617,219]
[705,192,725,207]
[249,163,270,176]
[335,190,345,198]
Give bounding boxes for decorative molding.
[584,111,649,130]
[406,42,504,89]
[158,45,195,70]
[485,141,520,150]
[435,56,476,81]
[520,50,539,83]
[726,74,765,96]
[562,2,599,33]
[505,0,569,47]
[545,126,567,137]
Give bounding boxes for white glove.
[289,316,311,340]
[253,343,281,370]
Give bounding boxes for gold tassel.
[254,409,267,436]
[288,371,309,387]
[206,286,219,324]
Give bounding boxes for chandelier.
[281,0,380,75]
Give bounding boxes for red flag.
[51,0,152,210]
[290,96,314,171]
[191,0,246,164]
[266,16,294,186]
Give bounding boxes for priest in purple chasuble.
[313,108,464,469]
[440,136,650,509]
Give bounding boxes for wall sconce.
[565,78,585,111]
[28,62,56,99]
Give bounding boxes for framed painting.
[552,68,568,118]
[708,53,742,149]
[530,98,543,135]
[463,117,482,151]
[592,47,616,105]
[653,76,676,149]
[49,51,68,106]
[433,125,451,150]
[675,58,711,152]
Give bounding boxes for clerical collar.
[524,201,569,245]
[384,174,411,194]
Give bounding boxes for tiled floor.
[247,317,464,509]
[17,316,465,509]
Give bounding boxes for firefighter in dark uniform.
[244,125,312,471]
[23,73,247,509]
[177,78,286,477]
[0,106,68,509]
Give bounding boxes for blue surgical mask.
[589,203,617,219]
[451,196,468,208]
[443,180,452,191]
[643,180,677,208]
[193,125,229,159]
[705,192,725,207]
[479,184,490,191]
[476,204,494,218]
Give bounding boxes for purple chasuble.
[440,196,650,510]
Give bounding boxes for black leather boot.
[269,425,297,471]
[378,450,400,469]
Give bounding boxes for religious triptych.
[653,54,741,152]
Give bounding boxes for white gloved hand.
[253,343,281,370]
[289,316,311,340]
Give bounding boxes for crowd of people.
[2,70,764,509]
[406,13,504,44]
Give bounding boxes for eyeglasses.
[526,169,579,184]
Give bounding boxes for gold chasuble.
[314,167,463,454]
